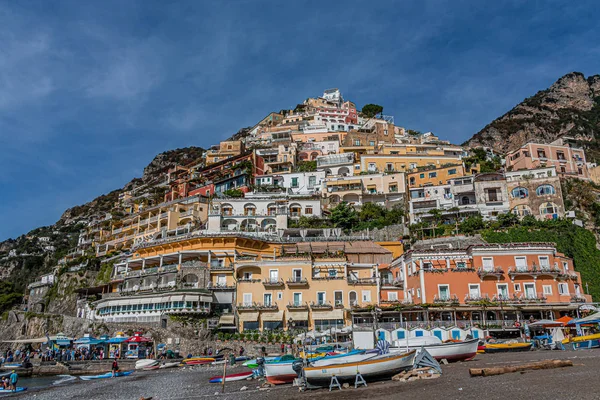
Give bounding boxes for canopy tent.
[126,332,153,343]
[106,337,129,344]
[555,316,573,325]
[528,319,564,328]
[74,335,105,345]
[569,312,600,325]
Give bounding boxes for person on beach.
[9,370,18,392]
[111,360,119,377]
[280,343,285,354]
[1,376,9,389]
[239,346,244,357]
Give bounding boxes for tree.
[361,104,383,118]
[459,215,485,234]
[295,161,317,172]
[330,202,359,231]
[496,212,519,228]
[223,189,244,198]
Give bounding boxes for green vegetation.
[463,147,501,173]
[561,178,600,229]
[330,202,404,232]
[222,189,244,198]
[288,216,332,229]
[361,104,384,118]
[294,161,317,172]
[0,282,22,315]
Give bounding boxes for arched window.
[511,205,532,217]
[349,291,357,307]
[536,184,556,196]
[540,202,558,216]
[511,187,529,199]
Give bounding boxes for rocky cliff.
[466,72,600,159]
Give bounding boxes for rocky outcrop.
[466,72,600,156]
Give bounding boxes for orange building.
[388,236,590,324]
[505,141,589,180]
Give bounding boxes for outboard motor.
[292,360,304,378]
[256,357,265,377]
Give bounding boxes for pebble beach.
[8,349,600,400]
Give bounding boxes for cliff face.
[466,72,600,158]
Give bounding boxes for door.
[217,274,226,287]
[515,257,527,271]
[439,285,449,300]
[349,291,357,306]
[482,258,494,272]
[497,284,509,300]
[293,293,302,306]
[524,283,536,299]
[264,293,272,306]
[469,284,480,298]
[269,270,278,283]
[293,269,302,282]
[334,291,343,307]
[317,292,326,305]
[243,293,252,306]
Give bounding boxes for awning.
[107,337,128,344]
[238,312,259,322]
[219,315,235,325]
[287,311,309,321]
[261,311,284,321]
[170,295,185,302]
[312,309,345,320]
[1,337,48,344]
[327,179,361,186]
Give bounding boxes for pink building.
[505,142,589,180]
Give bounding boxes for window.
[269,269,278,283]
[448,168,457,175]
[538,256,550,268]
[355,140,360,146]
[389,184,398,193]
[438,285,449,300]
[292,292,302,306]
[368,163,377,171]
[456,262,466,269]
[428,172,437,178]
[387,292,398,301]
[328,269,338,277]
[292,269,302,282]
[524,283,536,299]
[563,262,569,271]
[243,321,259,331]
[486,188,501,202]
[349,291,357,306]
[511,187,528,199]
[317,292,326,305]
[537,149,547,158]
[469,284,480,298]
[497,284,509,299]
[560,166,566,173]
[558,283,569,295]
[423,262,433,270]
[419,173,425,178]
[305,207,313,215]
[578,168,583,175]
[482,257,494,271]
[308,176,316,188]
[243,293,252,306]
[540,202,558,216]
[514,283,521,292]
[362,290,371,303]
[557,151,566,160]
[515,256,527,271]
[369,141,375,146]
[263,293,272,306]
[409,177,416,185]
[334,291,343,306]
[243,271,252,280]
[291,177,299,188]
[410,163,417,169]
[416,288,421,298]
[512,204,532,217]
[217,274,226,286]
[542,285,552,295]
[536,184,556,196]
[386,163,393,171]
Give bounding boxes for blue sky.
[1,0,599,240]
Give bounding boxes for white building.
[255,171,326,195]
[316,153,356,177]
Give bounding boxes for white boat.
[390,336,478,362]
[159,362,180,369]
[135,359,159,369]
[264,360,299,385]
[310,350,377,367]
[303,350,416,387]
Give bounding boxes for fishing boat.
[79,370,134,380]
[303,350,417,387]
[264,357,301,384]
[159,362,181,369]
[483,342,532,353]
[208,371,253,383]
[135,359,159,369]
[182,357,215,365]
[562,333,600,349]
[390,337,479,362]
[309,349,375,367]
[0,387,27,394]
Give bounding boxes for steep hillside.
[466,72,600,159]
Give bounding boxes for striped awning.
[238,312,259,322]
[287,311,309,321]
[261,311,284,321]
[312,309,344,320]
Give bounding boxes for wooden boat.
[264,358,300,384]
[79,370,134,380]
[159,362,181,369]
[304,350,417,387]
[182,357,215,365]
[390,337,479,362]
[0,367,32,377]
[562,333,600,349]
[135,359,159,369]
[0,387,27,394]
[483,342,532,353]
[310,350,375,367]
[208,371,253,383]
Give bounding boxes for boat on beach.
[182,357,215,365]
[135,359,159,369]
[79,370,134,380]
[562,333,600,349]
[303,350,417,387]
[209,371,253,383]
[0,387,27,394]
[264,358,301,384]
[390,337,479,362]
[309,349,376,367]
[159,362,181,369]
[482,341,532,353]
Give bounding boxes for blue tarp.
[55,339,72,346]
[106,337,128,344]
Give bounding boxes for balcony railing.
[237,277,261,283]
[286,277,309,286]
[263,278,285,287]
[464,294,491,304]
[207,282,236,290]
[570,295,588,303]
[210,264,234,271]
[508,265,560,277]
[310,301,333,310]
[287,302,309,310]
[477,267,504,279]
[432,294,459,305]
[348,277,377,285]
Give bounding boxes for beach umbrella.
[528,319,563,328]
[554,316,573,325]
[126,332,153,343]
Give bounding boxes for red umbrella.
[125,332,153,343]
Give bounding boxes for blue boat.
[79,370,134,380]
[0,387,27,394]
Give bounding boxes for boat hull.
[391,338,479,362]
[484,343,532,353]
[304,351,416,387]
[0,387,27,394]
[310,351,376,367]
[209,371,253,383]
[264,361,298,384]
[80,370,134,380]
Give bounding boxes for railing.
[139,218,149,225]
[149,216,158,223]
[310,301,333,310]
[570,295,588,303]
[508,265,560,276]
[207,282,236,290]
[477,267,504,278]
[181,260,208,269]
[287,302,309,309]
[160,213,168,219]
[432,294,459,305]
[113,228,123,234]
[237,278,261,283]
[179,210,194,218]
[348,277,377,285]
[286,277,308,286]
[464,294,490,303]
[210,264,234,271]
[262,278,285,286]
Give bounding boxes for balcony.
[508,265,560,278]
[237,278,261,283]
[517,293,547,303]
[477,267,504,279]
[257,302,278,311]
[287,302,309,310]
[432,294,459,306]
[464,294,491,304]
[348,277,377,285]
[210,264,234,271]
[207,282,236,290]
[570,295,588,303]
[263,278,285,287]
[237,302,259,310]
[310,301,333,310]
[286,277,309,287]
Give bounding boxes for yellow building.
[407,163,478,188]
[95,234,400,332]
[360,148,464,174]
[206,141,245,165]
